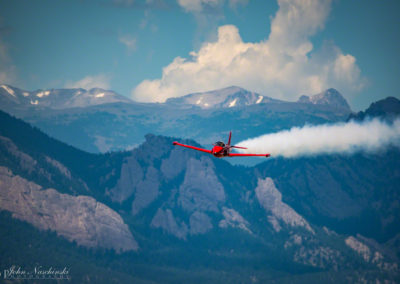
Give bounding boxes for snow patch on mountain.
[228,98,237,107]
[1,85,16,97]
[36,90,50,98]
[95,92,105,98]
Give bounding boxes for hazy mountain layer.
[1,85,352,153]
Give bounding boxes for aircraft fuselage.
[212,145,229,157]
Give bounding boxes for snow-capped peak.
[298,88,351,112]
[166,86,277,109]
[0,85,133,109]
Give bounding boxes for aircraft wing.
[228,153,270,158]
[172,141,212,154]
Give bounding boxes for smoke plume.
[236,118,400,158]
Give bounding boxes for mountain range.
[0,84,352,154]
[0,84,132,109]
[0,85,399,283]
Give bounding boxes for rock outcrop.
[178,157,225,213]
[255,178,314,233]
[151,208,188,240]
[219,207,251,233]
[0,167,138,252]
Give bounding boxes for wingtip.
[266,154,271,158]
[172,141,178,145]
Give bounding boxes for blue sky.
[0,0,399,110]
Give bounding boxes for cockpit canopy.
[215,141,225,147]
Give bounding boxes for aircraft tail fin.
[227,131,232,146]
[231,145,247,149]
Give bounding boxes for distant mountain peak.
[367,96,400,114]
[0,85,133,109]
[298,88,351,112]
[167,86,353,111]
[348,96,400,121]
[166,86,279,109]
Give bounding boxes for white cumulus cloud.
[132,0,365,103]
[64,74,111,90]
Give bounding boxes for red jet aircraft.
[172,131,270,158]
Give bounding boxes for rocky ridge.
[298,88,352,112]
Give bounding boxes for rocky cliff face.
[151,208,189,240]
[0,167,138,252]
[99,135,398,274]
[255,178,313,233]
[110,136,226,240]
[255,151,400,243]
[219,207,251,233]
[178,157,225,213]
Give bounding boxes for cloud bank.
[177,0,223,13]
[132,0,365,103]
[0,38,17,85]
[236,119,400,158]
[64,74,111,90]
[177,0,248,13]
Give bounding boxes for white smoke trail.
[236,118,400,158]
